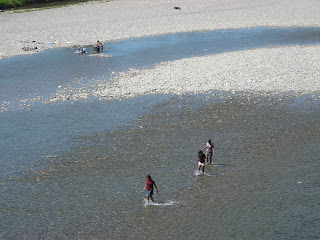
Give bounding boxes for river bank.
[1,0,320,59]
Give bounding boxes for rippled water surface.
[2,93,319,239]
[1,27,320,239]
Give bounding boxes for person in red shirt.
[144,175,159,202]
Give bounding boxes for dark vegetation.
[0,0,92,10]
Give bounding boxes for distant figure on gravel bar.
[197,150,206,173]
[144,175,158,202]
[201,139,215,164]
[96,40,103,53]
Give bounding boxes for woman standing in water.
[144,175,158,202]
[197,150,206,174]
[201,139,215,164]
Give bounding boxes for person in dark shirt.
[197,150,206,173]
[144,175,158,202]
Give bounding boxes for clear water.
[1,27,320,239]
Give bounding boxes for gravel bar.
[1,0,320,96]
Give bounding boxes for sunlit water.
[1,27,320,239]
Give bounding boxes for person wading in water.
[144,175,159,202]
[201,139,215,164]
[197,150,206,174]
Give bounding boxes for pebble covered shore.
[1,0,320,97]
[49,45,320,103]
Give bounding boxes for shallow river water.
[1,27,320,239]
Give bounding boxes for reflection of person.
[197,150,206,173]
[96,40,103,53]
[201,139,215,164]
[144,175,158,202]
